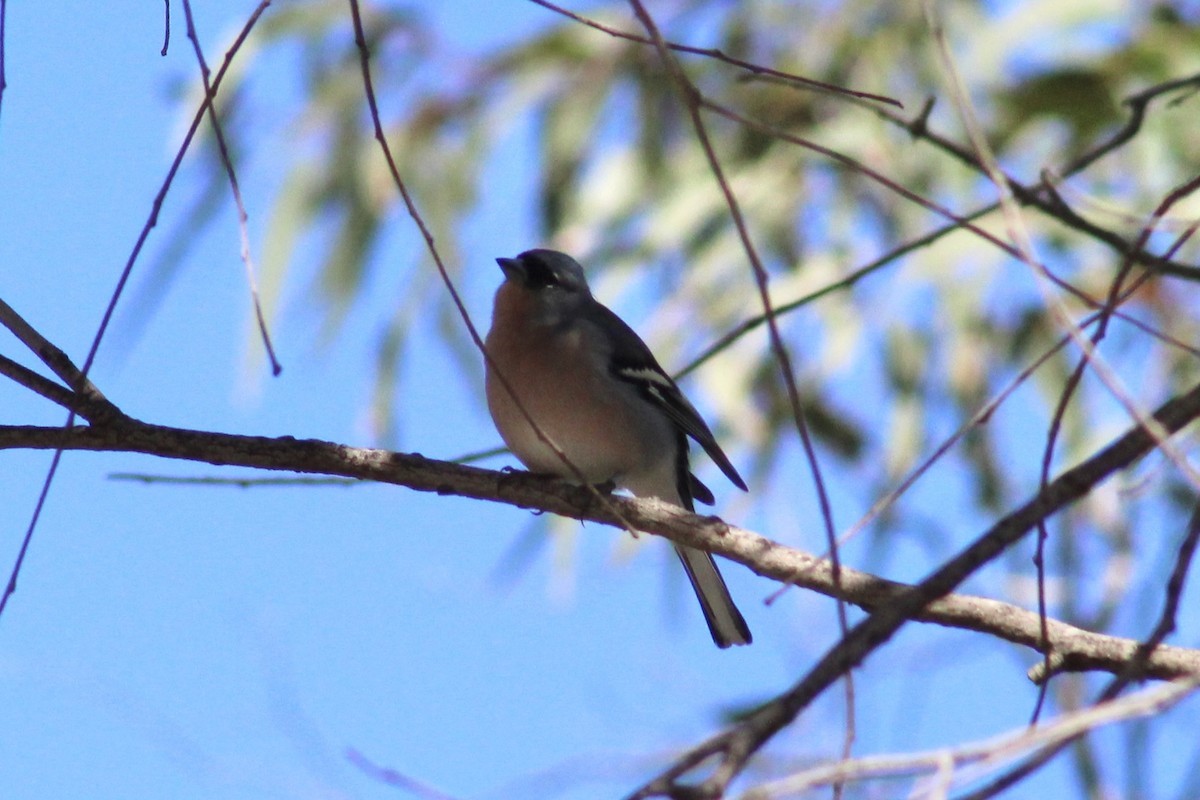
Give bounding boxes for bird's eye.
[524,260,560,290]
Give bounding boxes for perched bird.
[484,248,751,648]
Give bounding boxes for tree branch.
[867,83,1200,282]
[527,0,901,108]
[627,376,1200,798]
[2,407,1199,688]
[0,298,118,416]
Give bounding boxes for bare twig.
[0,0,7,118]
[677,206,993,379]
[741,674,1200,799]
[1062,72,1200,175]
[526,0,901,108]
[0,298,114,411]
[347,748,464,800]
[839,266,1200,551]
[1124,498,1200,671]
[855,89,1200,282]
[840,313,1073,548]
[700,98,1113,312]
[181,0,282,375]
[108,473,357,487]
[0,354,117,422]
[161,0,170,56]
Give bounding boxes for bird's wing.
[588,302,748,493]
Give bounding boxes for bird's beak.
[496,257,524,281]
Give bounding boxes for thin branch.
[0,298,112,407]
[679,202,1200,386]
[1062,71,1200,175]
[0,0,7,120]
[1147,499,1200,655]
[840,261,1200,550]
[924,9,1200,740]
[526,0,901,108]
[347,748,464,800]
[108,473,357,487]
[840,310,1075,547]
[740,674,1200,799]
[181,0,281,375]
[161,0,171,56]
[677,208,993,379]
[929,3,1125,732]
[856,89,1200,282]
[0,354,117,422]
[723,203,1200,563]
[699,98,1115,312]
[72,0,272,408]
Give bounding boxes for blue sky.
[1,2,1196,799]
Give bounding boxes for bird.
[484,248,751,648]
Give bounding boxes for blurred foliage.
[163,0,1200,793]
[173,2,1200,513]
[175,2,1200,494]
[175,0,1200,673]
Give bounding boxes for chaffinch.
[485,248,751,648]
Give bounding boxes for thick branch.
[3,414,1199,685]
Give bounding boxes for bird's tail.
[675,545,752,648]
